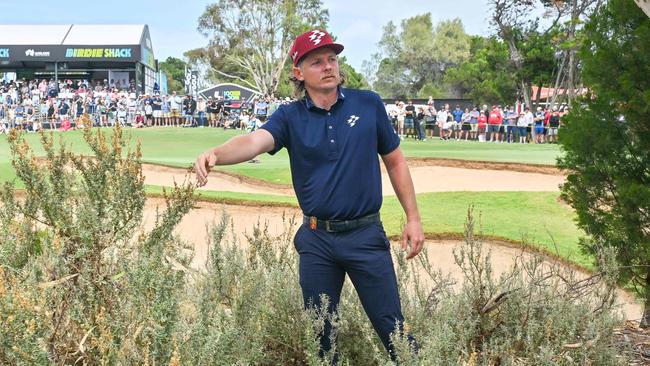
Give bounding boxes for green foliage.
[557,0,650,326]
[159,56,187,93]
[445,36,519,105]
[519,30,558,92]
[0,126,195,364]
[373,15,471,98]
[339,57,369,90]
[196,0,329,96]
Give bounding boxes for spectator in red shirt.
[488,105,502,142]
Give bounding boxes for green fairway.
[0,128,561,186]
[381,191,590,268]
[397,138,560,165]
[145,185,590,268]
[1,129,585,267]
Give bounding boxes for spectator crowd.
[2,78,566,145]
[386,96,567,144]
[0,78,294,134]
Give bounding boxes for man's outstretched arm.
[194,129,275,186]
[381,147,425,259]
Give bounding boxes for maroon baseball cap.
[289,29,344,67]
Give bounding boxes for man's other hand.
[401,220,425,259]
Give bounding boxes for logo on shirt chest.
[347,115,360,127]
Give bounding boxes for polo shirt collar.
[304,87,346,111]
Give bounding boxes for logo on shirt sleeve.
[347,115,359,127]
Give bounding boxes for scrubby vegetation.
[0,126,630,364]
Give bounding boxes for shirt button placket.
[327,113,337,160]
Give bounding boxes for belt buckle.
[325,220,331,232]
[309,216,317,230]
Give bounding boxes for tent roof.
[0,24,148,46]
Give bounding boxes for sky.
[0,0,492,71]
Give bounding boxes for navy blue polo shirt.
[261,88,400,220]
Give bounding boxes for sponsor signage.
[24,49,51,57]
[199,83,262,103]
[0,46,61,61]
[185,69,199,96]
[0,45,139,62]
[65,47,135,59]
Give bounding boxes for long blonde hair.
[289,66,348,99]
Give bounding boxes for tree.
[557,0,650,327]
[159,57,187,93]
[430,19,471,75]
[197,0,329,97]
[339,57,368,90]
[541,0,604,107]
[371,15,471,99]
[444,36,519,105]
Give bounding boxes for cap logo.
[308,30,326,45]
[291,51,298,61]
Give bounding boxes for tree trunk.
[567,0,579,108]
[550,52,568,108]
[642,267,650,328]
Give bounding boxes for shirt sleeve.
[375,95,400,155]
[259,104,289,155]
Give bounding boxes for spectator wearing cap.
[518,106,534,143]
[488,105,502,142]
[152,94,163,126]
[547,106,561,143]
[144,98,153,127]
[182,95,197,127]
[195,29,423,361]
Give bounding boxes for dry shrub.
[0,126,628,365]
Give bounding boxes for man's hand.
[401,220,425,259]
[194,149,217,186]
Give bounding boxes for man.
[504,106,518,143]
[451,105,463,141]
[404,100,416,139]
[253,96,269,122]
[169,91,182,126]
[488,105,503,142]
[547,106,561,143]
[152,93,163,126]
[215,96,225,127]
[182,95,197,127]
[195,29,423,360]
[207,96,217,127]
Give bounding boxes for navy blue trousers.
[294,221,413,359]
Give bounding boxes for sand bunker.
[142,161,565,196]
